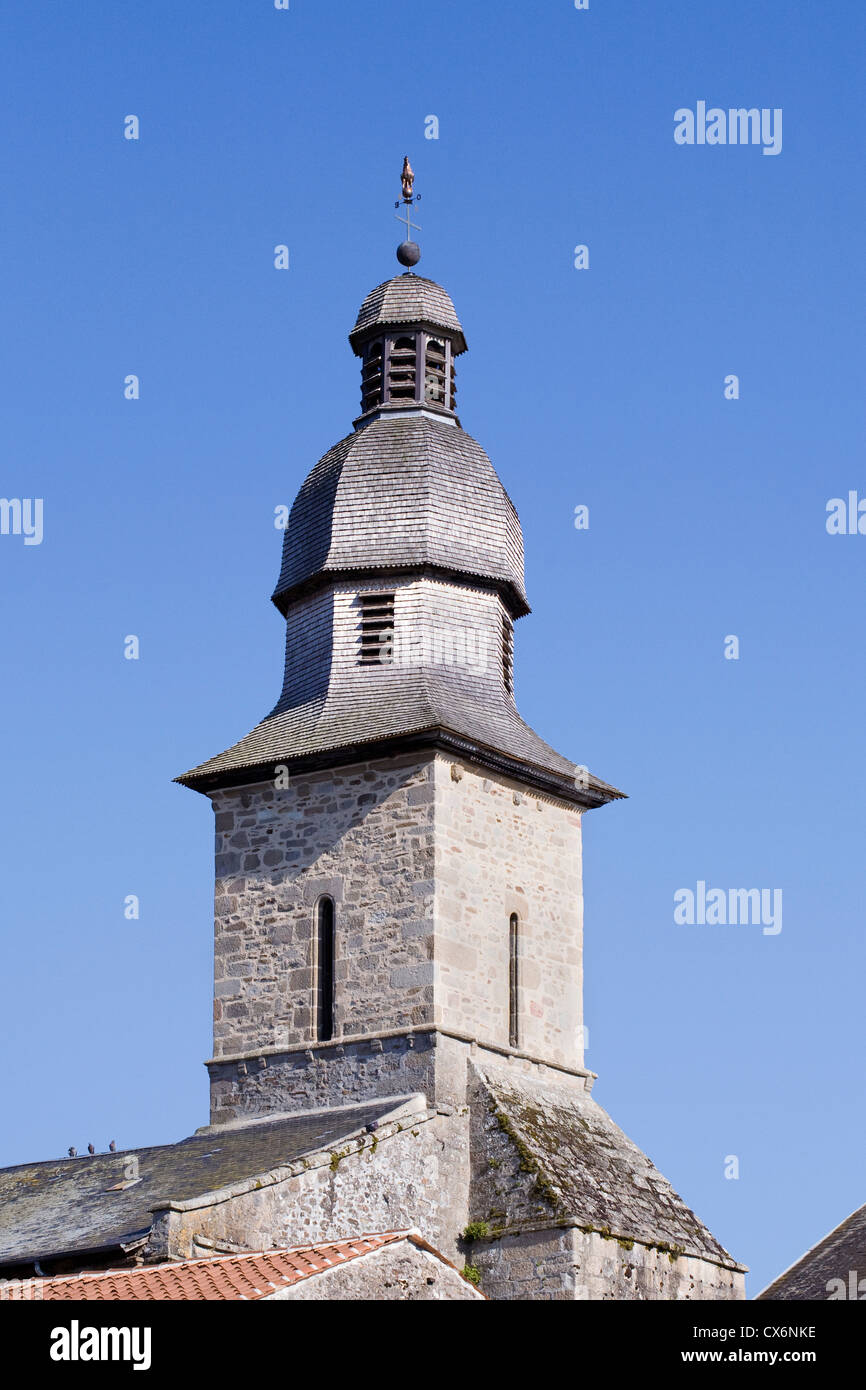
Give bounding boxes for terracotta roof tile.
[8,1233,412,1301]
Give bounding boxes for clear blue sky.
[1,0,863,1297]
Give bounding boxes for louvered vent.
[361,340,383,412]
[424,338,447,404]
[357,593,395,665]
[388,335,417,400]
[502,613,514,694]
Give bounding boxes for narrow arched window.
[509,913,519,1047]
[316,897,335,1042]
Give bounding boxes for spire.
[395,156,421,268]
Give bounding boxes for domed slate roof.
[349,273,466,354]
[271,414,529,616]
[177,267,624,807]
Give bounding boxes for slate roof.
[178,280,624,806]
[474,1063,745,1270]
[757,1203,866,1300]
[3,1234,449,1301]
[349,273,467,354]
[0,1099,404,1271]
[180,405,623,802]
[176,660,623,807]
[271,415,528,614]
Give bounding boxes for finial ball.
[397,240,421,267]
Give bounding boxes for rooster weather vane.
[395,156,421,267]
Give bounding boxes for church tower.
[176,168,744,1300]
[179,216,621,1116]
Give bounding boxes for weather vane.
[395,156,421,267]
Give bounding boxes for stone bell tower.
[177,246,623,1119]
[176,168,744,1300]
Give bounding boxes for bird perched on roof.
[109,1140,116,1152]
[87,1143,95,1155]
[68,1147,77,1157]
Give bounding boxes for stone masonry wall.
[208,1031,438,1126]
[209,753,437,1061]
[473,1227,744,1301]
[434,757,585,1070]
[207,750,587,1121]
[278,1240,482,1301]
[150,1107,471,1270]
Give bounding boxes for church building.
[0,168,745,1301]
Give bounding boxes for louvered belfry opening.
[388,335,417,400]
[424,337,447,405]
[349,275,468,420]
[361,340,383,412]
[357,592,395,665]
[502,612,515,694]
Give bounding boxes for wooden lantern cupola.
[349,273,467,427]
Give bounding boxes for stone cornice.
[205,1024,597,1089]
[178,727,619,809]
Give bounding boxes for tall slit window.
[316,896,335,1042]
[357,592,395,665]
[509,913,519,1047]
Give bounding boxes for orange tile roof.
[5,1232,419,1301]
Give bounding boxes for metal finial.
[400,156,414,202]
[395,156,421,267]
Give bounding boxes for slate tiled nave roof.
[0,1099,404,1271]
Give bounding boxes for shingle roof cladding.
[177,660,622,806]
[349,272,466,353]
[757,1204,866,1300]
[0,1099,403,1268]
[271,415,528,614]
[177,273,624,804]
